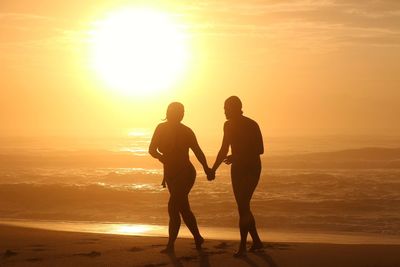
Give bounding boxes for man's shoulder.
[223,120,232,130]
[242,116,259,126]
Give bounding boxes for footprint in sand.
[179,255,198,262]
[29,244,45,247]
[27,244,47,252]
[150,244,165,248]
[75,239,100,245]
[264,243,292,250]
[214,242,232,249]
[143,263,168,267]
[128,246,145,252]
[191,246,209,251]
[32,247,47,252]
[3,250,18,258]
[83,238,100,242]
[26,257,43,262]
[206,250,227,255]
[74,251,102,257]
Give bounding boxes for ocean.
[1,135,400,243]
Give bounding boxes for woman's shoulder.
[154,122,169,132]
[157,122,168,127]
[179,123,194,133]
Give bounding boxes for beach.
[1,224,400,267]
[2,0,400,265]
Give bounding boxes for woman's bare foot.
[195,236,204,250]
[249,241,264,252]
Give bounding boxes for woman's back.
[152,122,195,166]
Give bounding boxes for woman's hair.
[166,102,184,122]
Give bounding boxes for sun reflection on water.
[0,220,167,237]
[103,224,167,237]
[112,224,159,235]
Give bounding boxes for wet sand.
[1,224,399,267]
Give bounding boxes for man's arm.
[212,122,230,172]
[255,123,264,155]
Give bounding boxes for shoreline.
[1,224,400,267]
[1,218,400,245]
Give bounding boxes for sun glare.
[90,8,189,96]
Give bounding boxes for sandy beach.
[2,0,400,266]
[1,224,399,267]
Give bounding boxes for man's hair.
[225,96,243,114]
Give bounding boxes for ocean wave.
[1,167,399,236]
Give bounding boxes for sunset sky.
[1,0,400,142]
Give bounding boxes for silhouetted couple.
[149,96,264,257]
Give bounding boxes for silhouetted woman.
[149,102,210,253]
[210,96,264,257]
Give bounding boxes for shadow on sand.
[236,250,278,267]
[164,249,211,267]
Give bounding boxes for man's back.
[225,115,264,162]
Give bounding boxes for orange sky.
[1,0,400,141]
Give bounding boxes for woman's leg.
[177,172,204,249]
[248,207,263,251]
[162,193,181,253]
[179,194,204,248]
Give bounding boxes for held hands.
[206,155,232,181]
[205,166,215,181]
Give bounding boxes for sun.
[90,8,189,96]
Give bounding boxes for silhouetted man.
[210,96,264,257]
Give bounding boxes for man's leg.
[232,174,253,256]
[247,167,263,251]
[233,170,262,256]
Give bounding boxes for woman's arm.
[190,132,210,172]
[191,142,208,170]
[148,125,165,163]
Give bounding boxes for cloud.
[0,12,86,49]
[0,12,52,21]
[0,11,90,73]
[179,0,400,52]
[1,1,400,58]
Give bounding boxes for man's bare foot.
[249,241,264,252]
[160,245,174,254]
[195,236,204,250]
[233,249,247,258]
[233,243,247,258]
